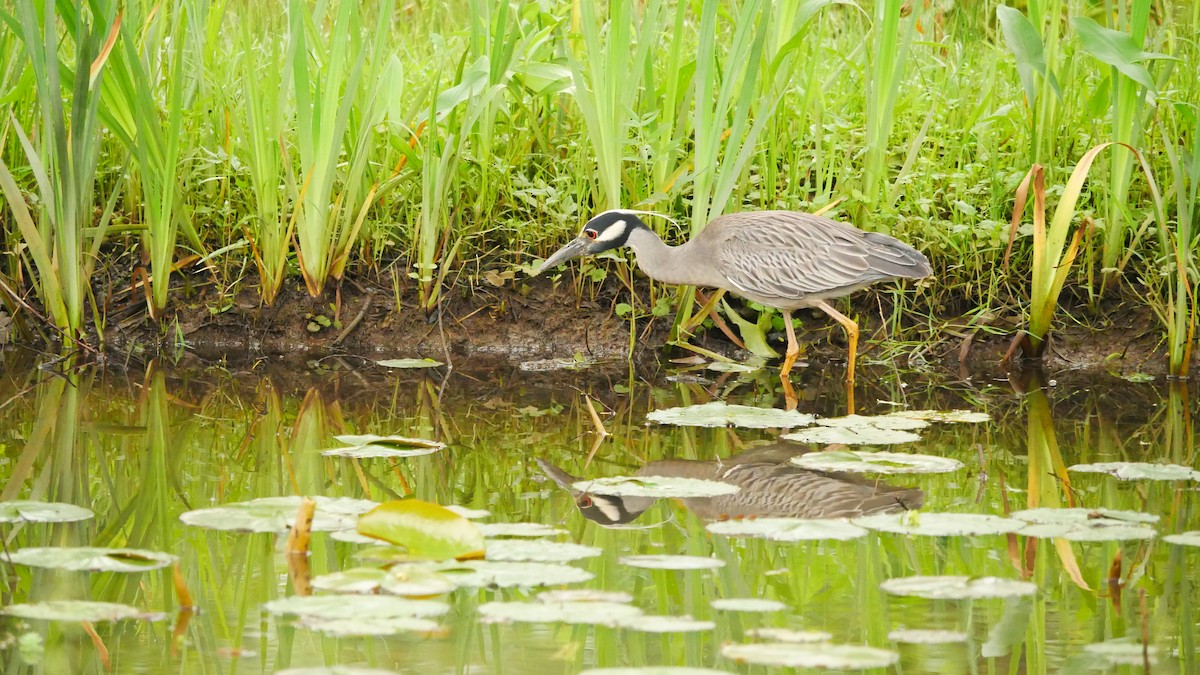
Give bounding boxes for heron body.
[539,209,931,402]
[537,443,923,526]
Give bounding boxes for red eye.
[585,229,597,240]
[578,496,593,507]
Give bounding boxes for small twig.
[583,394,609,438]
[81,621,111,670]
[332,290,372,346]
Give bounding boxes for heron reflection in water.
[537,441,922,527]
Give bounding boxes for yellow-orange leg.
[780,310,800,411]
[815,300,858,413]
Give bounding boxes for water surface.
[0,350,1195,673]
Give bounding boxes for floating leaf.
[274,662,398,667]
[1067,462,1200,481]
[888,629,969,644]
[437,561,593,588]
[1082,638,1158,666]
[853,512,1024,537]
[310,566,455,597]
[356,499,485,561]
[721,642,899,669]
[265,594,448,621]
[1013,507,1158,541]
[333,434,444,449]
[706,518,867,541]
[790,451,962,475]
[578,662,734,667]
[0,500,94,523]
[620,554,726,570]
[1164,531,1200,547]
[180,496,378,533]
[478,600,642,626]
[2,601,162,623]
[297,616,442,637]
[885,409,991,424]
[782,427,921,445]
[331,530,380,545]
[881,576,1037,600]
[445,506,490,519]
[538,589,634,604]
[6,547,176,573]
[518,357,595,372]
[710,598,786,612]
[486,539,601,563]
[615,615,716,633]
[706,361,761,373]
[746,628,833,643]
[814,414,929,431]
[572,476,740,499]
[324,434,445,458]
[646,402,814,428]
[375,358,443,369]
[477,522,567,538]
[1012,508,1160,525]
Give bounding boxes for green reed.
[0,1,117,346]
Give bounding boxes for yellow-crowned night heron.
[538,209,931,389]
[536,443,923,526]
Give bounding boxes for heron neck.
[626,227,710,287]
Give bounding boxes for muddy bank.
[6,270,1193,381]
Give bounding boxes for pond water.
[0,349,1196,674]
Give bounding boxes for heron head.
[536,210,649,274]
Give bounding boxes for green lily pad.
[297,616,443,637]
[477,522,567,538]
[745,628,833,643]
[1082,638,1158,666]
[615,615,716,633]
[619,554,726,570]
[537,589,634,604]
[180,496,377,533]
[706,518,867,541]
[782,426,922,445]
[887,628,969,644]
[478,600,643,626]
[310,566,455,597]
[6,547,177,573]
[646,402,814,429]
[853,512,1024,537]
[518,357,595,372]
[580,669,734,675]
[445,505,490,519]
[437,561,594,588]
[885,409,991,424]
[0,500,94,523]
[486,539,601,563]
[264,594,449,621]
[2,600,163,623]
[274,662,400,667]
[710,598,786,612]
[815,414,929,431]
[578,662,734,667]
[356,499,485,561]
[1164,531,1200,547]
[376,358,443,369]
[721,642,899,669]
[324,434,445,458]
[881,576,1037,600]
[1067,462,1200,481]
[572,476,740,499]
[706,361,762,373]
[1012,508,1160,525]
[790,450,963,474]
[1013,508,1158,541]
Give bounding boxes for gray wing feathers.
[712,212,930,302]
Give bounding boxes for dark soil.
[3,267,1191,381]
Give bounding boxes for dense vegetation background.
[0,0,1196,373]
